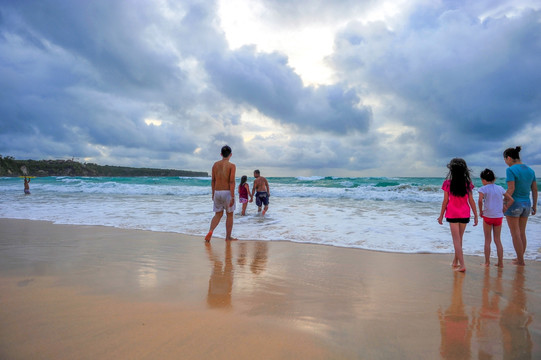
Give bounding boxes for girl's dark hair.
[240,175,247,186]
[503,146,521,160]
[446,158,472,197]
[480,168,495,182]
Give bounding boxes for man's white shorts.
[213,190,236,213]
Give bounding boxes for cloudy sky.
[1,0,540,177]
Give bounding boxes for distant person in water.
[478,168,514,268]
[238,175,252,216]
[24,177,31,195]
[438,158,478,272]
[502,146,537,266]
[250,169,270,216]
[205,145,237,242]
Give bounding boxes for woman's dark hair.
[480,168,495,182]
[240,175,247,186]
[503,146,521,160]
[446,158,472,197]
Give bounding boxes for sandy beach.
[1,218,540,359]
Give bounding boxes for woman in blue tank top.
[503,146,538,266]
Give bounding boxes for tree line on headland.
[0,155,208,177]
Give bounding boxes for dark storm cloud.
[331,4,541,158]
[1,0,539,175]
[0,0,370,171]
[0,0,217,160]
[1,0,223,104]
[206,46,372,134]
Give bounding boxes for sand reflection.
[206,241,269,309]
[475,267,503,358]
[500,267,532,358]
[237,242,268,274]
[206,242,234,309]
[137,258,158,289]
[439,267,534,359]
[438,272,473,359]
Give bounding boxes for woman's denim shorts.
[504,200,531,218]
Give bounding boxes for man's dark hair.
[221,145,232,157]
[254,169,260,175]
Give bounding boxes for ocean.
[1,176,540,261]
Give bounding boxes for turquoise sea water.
[1,176,540,261]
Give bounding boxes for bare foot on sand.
[205,231,213,242]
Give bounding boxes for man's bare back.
[253,176,268,193]
[250,169,270,215]
[212,159,235,192]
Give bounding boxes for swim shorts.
[239,197,248,204]
[24,189,30,195]
[483,216,503,226]
[504,200,531,218]
[213,190,236,213]
[446,218,470,224]
[255,191,269,207]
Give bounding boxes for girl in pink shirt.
[438,158,479,272]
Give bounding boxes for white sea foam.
[295,176,326,181]
[1,176,539,261]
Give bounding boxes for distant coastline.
[0,156,208,177]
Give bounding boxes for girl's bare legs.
[493,224,504,267]
[482,221,492,266]
[450,222,467,272]
[241,202,248,216]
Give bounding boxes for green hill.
[0,156,208,177]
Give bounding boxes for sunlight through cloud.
[144,118,163,126]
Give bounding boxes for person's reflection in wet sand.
[475,267,503,359]
[438,272,473,359]
[236,241,268,275]
[500,267,532,359]
[250,242,268,274]
[237,242,247,267]
[206,242,234,309]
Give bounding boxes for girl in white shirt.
[478,169,514,267]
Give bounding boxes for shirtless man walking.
[205,145,237,242]
[250,169,270,216]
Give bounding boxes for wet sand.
[1,218,540,359]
